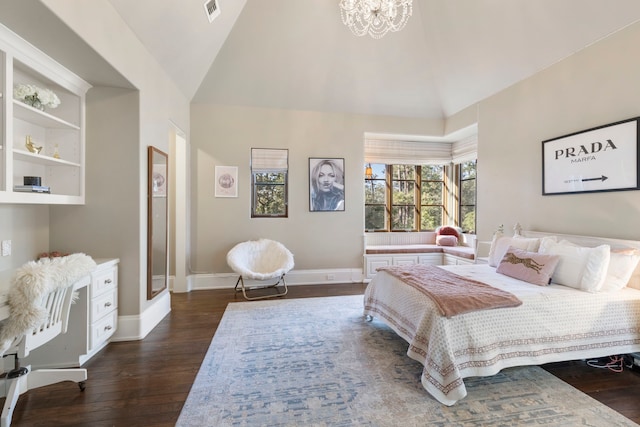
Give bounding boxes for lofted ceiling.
[3,1,640,121]
[106,0,640,120]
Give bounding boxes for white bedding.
[363,263,640,405]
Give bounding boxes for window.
[420,165,445,230]
[365,163,447,231]
[364,163,387,230]
[457,160,476,233]
[391,165,416,230]
[251,148,288,218]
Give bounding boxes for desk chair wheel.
[6,367,28,379]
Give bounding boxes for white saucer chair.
[227,239,294,301]
[0,254,94,427]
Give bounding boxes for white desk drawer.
[91,268,117,297]
[91,310,117,349]
[91,289,117,323]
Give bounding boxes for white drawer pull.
[104,279,112,284]
[104,302,112,307]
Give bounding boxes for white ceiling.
[6,1,640,121]
[106,0,640,120]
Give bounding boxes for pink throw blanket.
[377,264,522,318]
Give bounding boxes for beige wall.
[190,104,444,273]
[50,87,141,313]
[0,205,49,272]
[476,21,640,242]
[25,1,189,318]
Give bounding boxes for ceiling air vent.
[204,0,221,23]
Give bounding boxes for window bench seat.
[364,232,476,281]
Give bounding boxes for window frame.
[364,163,448,232]
[456,160,477,234]
[250,148,289,218]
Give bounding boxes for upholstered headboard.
[521,230,640,290]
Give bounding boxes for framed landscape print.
[309,158,345,211]
[542,117,640,195]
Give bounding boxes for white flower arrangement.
[13,84,61,110]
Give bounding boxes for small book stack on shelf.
[14,185,51,194]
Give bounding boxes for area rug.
[177,295,637,426]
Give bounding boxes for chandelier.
[339,0,413,39]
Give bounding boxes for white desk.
[0,258,119,369]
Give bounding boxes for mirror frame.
[147,146,169,300]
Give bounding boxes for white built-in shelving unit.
[0,24,91,204]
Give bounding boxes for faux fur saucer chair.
[227,239,294,300]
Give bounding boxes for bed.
[363,231,640,405]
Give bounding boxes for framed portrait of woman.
[309,158,345,212]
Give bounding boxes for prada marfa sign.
[542,117,640,195]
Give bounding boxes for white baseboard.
[187,268,365,291]
[112,291,171,341]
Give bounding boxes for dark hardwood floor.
[6,283,640,426]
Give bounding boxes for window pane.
[365,163,386,179]
[365,180,386,204]
[421,165,444,180]
[392,181,415,205]
[254,184,285,215]
[255,172,285,184]
[461,161,476,180]
[421,181,443,204]
[421,206,442,230]
[461,179,476,204]
[392,206,415,230]
[365,206,386,230]
[392,164,415,180]
[460,206,476,233]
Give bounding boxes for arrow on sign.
[582,175,608,182]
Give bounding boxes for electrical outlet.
[327,274,335,281]
[1,240,11,257]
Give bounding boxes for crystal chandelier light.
[339,0,413,39]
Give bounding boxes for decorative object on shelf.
[53,144,60,159]
[25,135,43,154]
[14,185,50,193]
[13,83,61,111]
[23,176,41,186]
[339,0,413,39]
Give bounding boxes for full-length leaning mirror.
[147,146,169,300]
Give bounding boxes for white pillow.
[600,249,640,292]
[538,238,611,292]
[488,235,541,267]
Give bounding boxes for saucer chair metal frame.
[227,239,294,301]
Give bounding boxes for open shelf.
[0,24,90,204]
[13,149,81,167]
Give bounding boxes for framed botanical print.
[215,166,238,198]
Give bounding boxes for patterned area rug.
[177,295,637,426]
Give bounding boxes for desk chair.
[0,255,94,427]
[227,239,294,300]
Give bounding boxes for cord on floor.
[586,355,633,373]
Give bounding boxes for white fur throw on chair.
[227,239,294,280]
[0,253,96,356]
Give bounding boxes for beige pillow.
[488,235,541,267]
